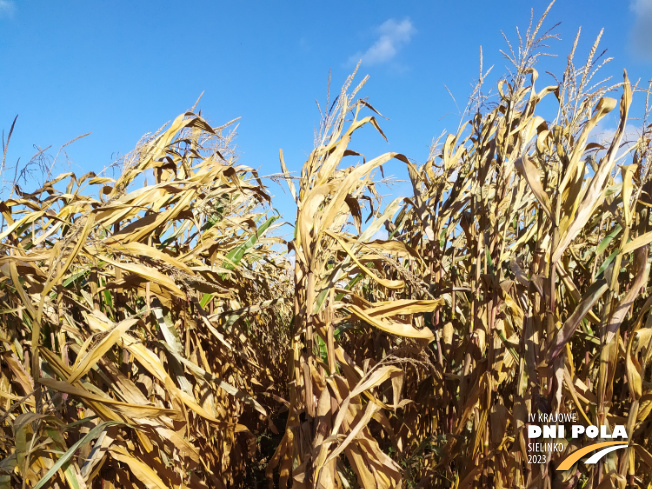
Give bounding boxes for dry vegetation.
[2,6,652,489]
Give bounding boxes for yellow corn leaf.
[108,446,169,489]
[347,304,434,340]
[67,317,139,384]
[99,255,184,296]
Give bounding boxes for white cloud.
[0,0,15,18]
[348,18,415,66]
[593,122,642,159]
[630,0,652,61]
[370,228,389,241]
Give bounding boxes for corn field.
[1,6,652,489]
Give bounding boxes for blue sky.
[0,1,651,225]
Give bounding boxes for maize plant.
[2,3,652,488]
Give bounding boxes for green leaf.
[596,224,622,255]
[223,215,278,270]
[33,421,125,489]
[62,268,89,287]
[200,293,213,308]
[596,249,618,278]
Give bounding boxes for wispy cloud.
[0,0,15,18]
[593,117,642,158]
[348,18,415,66]
[630,0,652,61]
